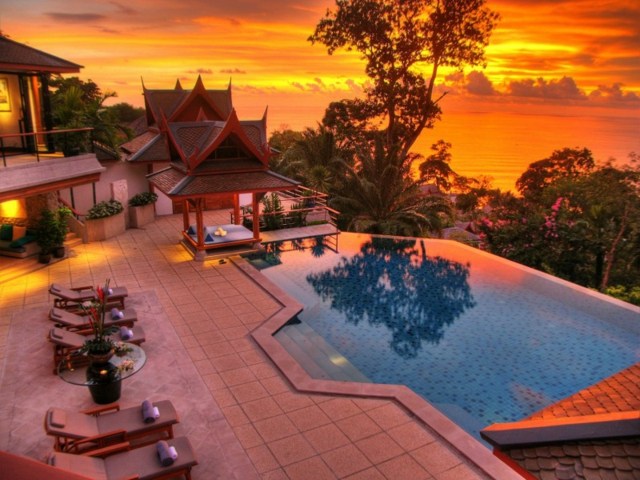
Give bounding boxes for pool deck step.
[276,321,369,383]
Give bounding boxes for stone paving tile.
[268,433,316,466]
[377,454,431,480]
[387,421,437,451]
[411,442,465,476]
[284,456,336,480]
[303,423,352,454]
[287,404,333,432]
[344,467,387,480]
[317,398,363,421]
[336,412,384,442]
[254,415,299,442]
[355,431,404,464]
[322,444,373,478]
[366,403,412,430]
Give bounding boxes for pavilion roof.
[147,167,299,198]
[0,36,82,74]
[123,78,269,171]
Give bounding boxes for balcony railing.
[0,127,94,167]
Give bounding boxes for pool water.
[248,233,640,440]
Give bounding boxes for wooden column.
[252,193,260,240]
[182,199,190,231]
[233,194,240,225]
[195,199,205,248]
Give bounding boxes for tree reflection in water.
[306,238,476,359]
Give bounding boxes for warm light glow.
[0,200,26,218]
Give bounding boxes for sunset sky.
[2,0,639,130]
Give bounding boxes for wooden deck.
[261,223,339,243]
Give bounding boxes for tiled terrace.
[0,212,508,479]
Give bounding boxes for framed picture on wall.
[0,78,11,111]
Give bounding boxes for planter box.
[129,204,155,228]
[86,212,126,242]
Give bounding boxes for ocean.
[262,100,639,192]
[413,105,640,192]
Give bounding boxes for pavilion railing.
[232,187,339,233]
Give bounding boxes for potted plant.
[80,279,123,403]
[85,200,125,241]
[128,191,157,228]
[80,280,118,359]
[36,209,58,263]
[52,206,72,258]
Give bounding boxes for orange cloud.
[1,0,636,130]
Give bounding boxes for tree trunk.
[600,204,629,291]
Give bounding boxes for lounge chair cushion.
[50,328,64,340]
[49,409,66,428]
[50,307,137,329]
[105,436,196,480]
[49,326,146,348]
[46,408,99,439]
[95,400,177,436]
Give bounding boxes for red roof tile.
[490,364,640,480]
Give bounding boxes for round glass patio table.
[57,344,146,404]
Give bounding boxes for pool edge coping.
[231,254,524,480]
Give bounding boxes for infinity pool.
[249,233,640,440]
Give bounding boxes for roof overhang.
[0,63,81,74]
[147,167,299,198]
[0,154,105,202]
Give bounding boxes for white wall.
[59,158,153,216]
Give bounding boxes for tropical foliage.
[50,77,142,156]
[477,148,640,299]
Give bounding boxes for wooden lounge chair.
[49,283,128,310]
[48,327,146,374]
[45,401,179,453]
[50,436,197,480]
[49,307,137,331]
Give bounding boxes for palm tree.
[332,135,452,236]
[285,125,349,195]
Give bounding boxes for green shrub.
[262,193,285,231]
[128,192,158,206]
[86,200,124,219]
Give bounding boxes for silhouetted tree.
[309,0,498,232]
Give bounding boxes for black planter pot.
[86,361,122,404]
[52,246,66,258]
[38,252,51,264]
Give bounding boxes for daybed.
[186,223,254,245]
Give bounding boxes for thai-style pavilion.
[121,77,299,258]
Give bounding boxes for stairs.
[64,231,83,248]
[275,319,370,383]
